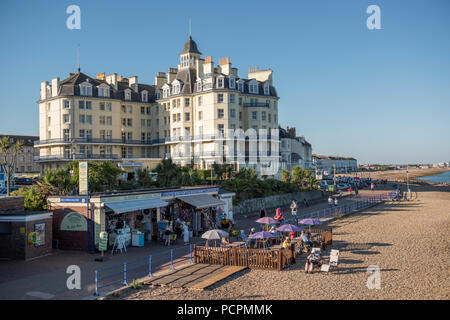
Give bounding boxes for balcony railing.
[243,102,270,108]
[34,138,167,146]
[35,154,120,162]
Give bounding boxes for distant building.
[0,135,40,173]
[279,126,313,172]
[312,154,357,175]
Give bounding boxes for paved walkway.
[0,188,386,300]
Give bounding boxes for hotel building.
[35,36,291,177]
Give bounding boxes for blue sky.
[0,0,449,164]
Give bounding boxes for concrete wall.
[233,190,325,217]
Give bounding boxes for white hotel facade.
[36,36,311,178]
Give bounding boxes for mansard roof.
[180,36,202,55]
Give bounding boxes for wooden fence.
[193,245,289,270]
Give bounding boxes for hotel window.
[173,114,177,122]
[217,94,224,103]
[141,106,145,114]
[79,129,85,139]
[185,98,190,107]
[177,113,181,122]
[128,105,132,113]
[79,145,86,155]
[100,130,106,140]
[141,132,146,143]
[230,109,235,118]
[106,130,112,141]
[79,115,85,124]
[266,100,270,107]
[229,78,236,89]
[99,116,106,125]
[63,129,70,141]
[185,112,190,121]
[146,106,151,115]
[229,94,235,104]
[264,83,270,95]
[63,114,70,123]
[218,109,224,118]
[98,86,109,97]
[127,118,132,127]
[106,102,112,111]
[106,116,112,125]
[268,113,272,122]
[86,115,92,124]
[147,119,151,127]
[86,101,92,110]
[146,132,151,143]
[156,119,159,126]
[125,89,132,101]
[238,82,244,92]
[184,127,190,137]
[121,147,127,158]
[122,118,126,126]
[122,132,126,142]
[217,77,224,88]
[261,111,266,121]
[198,111,203,120]
[239,112,242,121]
[80,84,92,96]
[198,96,202,106]
[239,97,243,106]
[100,145,106,156]
[218,124,224,135]
[99,102,105,111]
[86,130,92,140]
[64,100,70,109]
[141,91,148,102]
[127,132,133,140]
[121,105,126,113]
[252,111,257,120]
[141,119,145,127]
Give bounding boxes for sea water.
[417,171,450,183]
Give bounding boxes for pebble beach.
[110,181,450,300]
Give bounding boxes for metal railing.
[94,243,200,296]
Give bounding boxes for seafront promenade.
[111,181,450,300]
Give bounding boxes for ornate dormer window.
[124,88,132,100]
[216,75,224,89]
[263,82,270,95]
[79,81,93,96]
[249,79,259,94]
[162,84,171,98]
[141,90,148,102]
[172,79,183,95]
[237,79,245,92]
[155,89,161,100]
[229,77,236,89]
[97,83,110,97]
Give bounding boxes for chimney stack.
[105,73,118,89]
[40,81,48,100]
[51,77,59,97]
[129,76,138,92]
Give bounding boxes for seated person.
[304,249,322,274]
[239,229,247,241]
[248,228,256,247]
[282,236,291,249]
[221,237,230,247]
[268,225,277,233]
[301,231,313,246]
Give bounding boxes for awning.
[104,198,168,214]
[176,194,225,209]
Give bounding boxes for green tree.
[0,136,23,196]
[155,158,180,187]
[281,169,291,182]
[136,167,155,188]
[12,186,47,211]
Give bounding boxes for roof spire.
[189,18,191,39]
[77,44,80,73]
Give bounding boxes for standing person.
[371,183,374,192]
[334,197,338,207]
[182,222,190,245]
[328,196,333,208]
[290,199,298,219]
[355,186,359,197]
[260,206,266,219]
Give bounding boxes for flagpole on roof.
[77,44,80,72]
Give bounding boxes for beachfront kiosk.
[47,186,232,251]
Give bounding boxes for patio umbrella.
[202,229,229,246]
[248,231,277,239]
[298,218,322,231]
[256,216,280,225]
[276,224,302,233]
